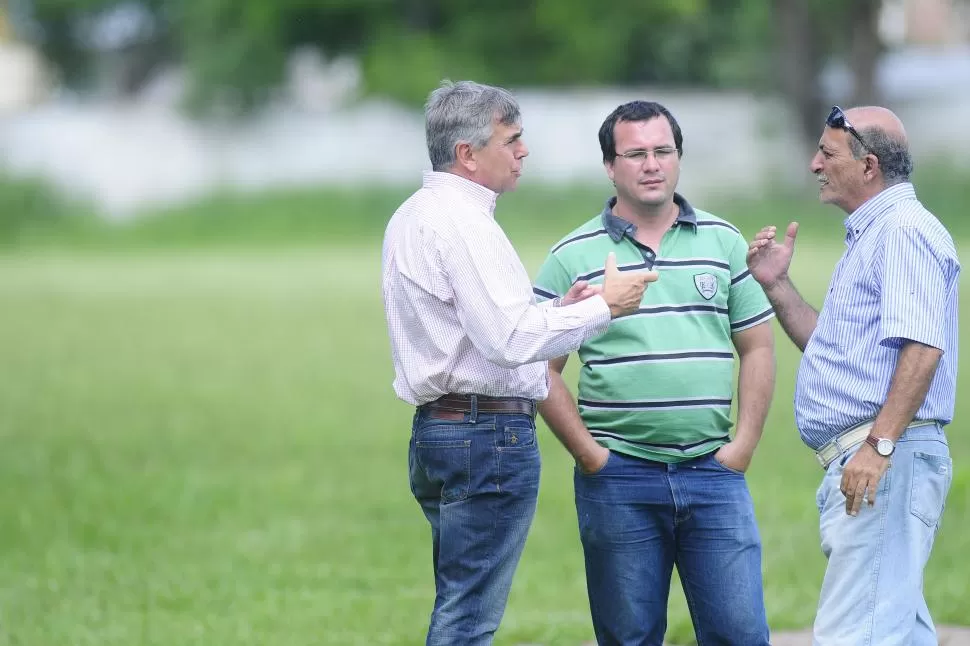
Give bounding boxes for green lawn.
[0,233,967,645]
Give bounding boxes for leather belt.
[815,419,937,470]
[420,394,536,419]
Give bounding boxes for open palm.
[746,222,799,288]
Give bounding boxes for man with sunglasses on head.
[747,106,959,645]
[533,100,776,645]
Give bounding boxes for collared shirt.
[382,171,611,406]
[534,194,774,463]
[795,183,960,449]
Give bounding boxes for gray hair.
[424,80,521,171]
[849,127,913,185]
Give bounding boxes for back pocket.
[910,452,952,527]
[415,438,472,504]
[497,422,536,451]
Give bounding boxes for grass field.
[0,178,968,645]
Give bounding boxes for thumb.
[571,279,589,293]
[784,222,799,249]
[604,252,618,276]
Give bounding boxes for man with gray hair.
[747,106,960,645]
[381,80,658,645]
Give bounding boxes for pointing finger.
[605,252,618,275]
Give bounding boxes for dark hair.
[598,100,684,163]
[849,127,913,185]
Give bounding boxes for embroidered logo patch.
[693,273,718,300]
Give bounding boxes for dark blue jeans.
[574,450,769,646]
[409,408,540,646]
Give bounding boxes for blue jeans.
[408,408,541,646]
[813,424,952,645]
[574,450,769,646]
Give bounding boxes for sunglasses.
[826,106,876,157]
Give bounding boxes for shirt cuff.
[880,325,945,352]
[574,294,612,334]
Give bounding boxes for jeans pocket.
[711,452,745,476]
[577,449,613,476]
[495,424,540,498]
[910,451,952,527]
[414,437,472,504]
[496,420,536,451]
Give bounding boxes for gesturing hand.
[746,222,799,289]
[601,252,659,318]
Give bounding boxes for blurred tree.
[18,0,714,112]
[773,0,826,148]
[14,0,961,134]
[0,1,9,42]
[847,0,883,107]
[771,0,887,147]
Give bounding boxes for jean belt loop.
[469,394,478,424]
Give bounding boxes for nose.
[642,152,661,172]
[810,151,823,174]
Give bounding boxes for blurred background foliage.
[21,0,888,141]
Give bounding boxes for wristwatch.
[865,435,895,457]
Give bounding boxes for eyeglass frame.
[614,146,679,163]
[826,106,877,158]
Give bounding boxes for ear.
[863,153,880,181]
[604,160,615,184]
[455,142,477,172]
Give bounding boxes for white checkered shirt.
[382,171,611,406]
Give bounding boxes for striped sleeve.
[533,252,574,303]
[879,225,949,350]
[727,232,774,332]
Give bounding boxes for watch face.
[876,439,894,456]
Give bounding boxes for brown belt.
[420,394,536,419]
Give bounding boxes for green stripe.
[535,205,773,463]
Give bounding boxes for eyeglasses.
[616,146,678,162]
[826,106,876,157]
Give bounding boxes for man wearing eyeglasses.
[533,100,776,645]
[747,106,959,645]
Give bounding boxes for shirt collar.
[600,193,698,242]
[422,170,498,217]
[844,182,916,241]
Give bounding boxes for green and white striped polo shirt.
[534,194,774,463]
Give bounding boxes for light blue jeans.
[813,424,952,646]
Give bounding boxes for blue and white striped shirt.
[795,183,960,449]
